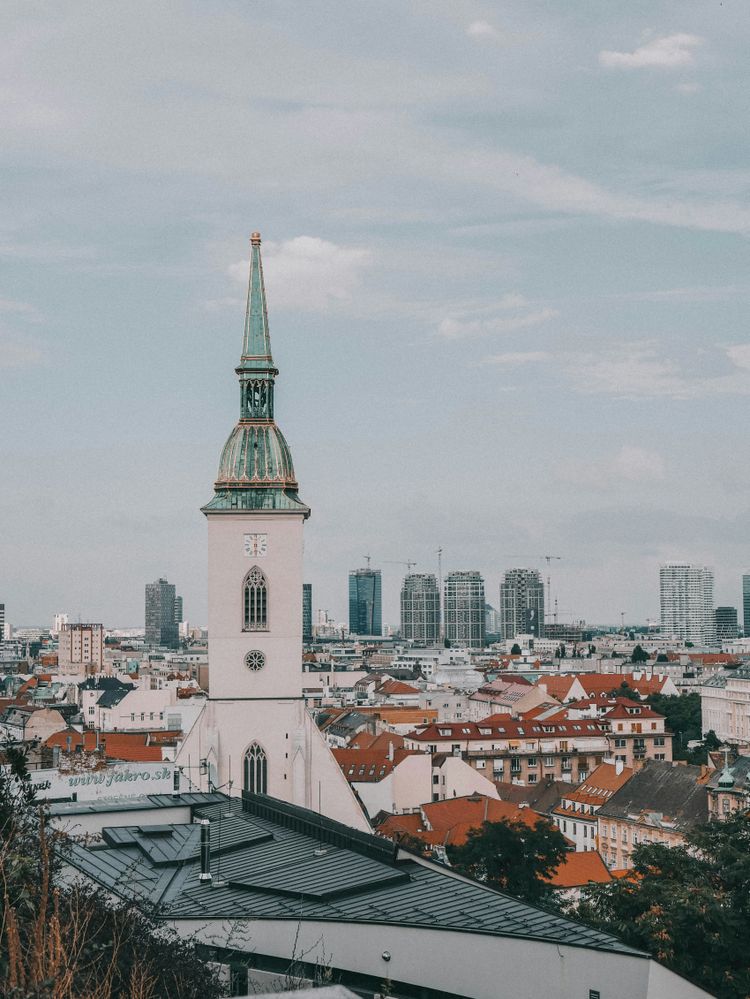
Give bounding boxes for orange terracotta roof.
[420,795,542,846]
[377,795,545,848]
[333,747,419,782]
[545,851,613,888]
[348,731,406,752]
[378,679,420,696]
[45,729,164,762]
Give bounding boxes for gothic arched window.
[243,566,268,631]
[243,742,267,795]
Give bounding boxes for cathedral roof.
[204,232,309,516]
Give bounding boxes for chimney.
[198,819,212,882]
[615,759,624,775]
[387,741,394,762]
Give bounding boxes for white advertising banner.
[27,762,178,801]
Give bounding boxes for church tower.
[178,233,368,831]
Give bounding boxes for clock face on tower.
[244,533,268,557]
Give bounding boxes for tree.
[447,818,568,904]
[630,644,649,663]
[645,691,709,761]
[576,812,750,999]
[0,745,223,999]
[510,643,522,656]
[656,653,669,663]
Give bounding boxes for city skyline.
[2,4,750,627]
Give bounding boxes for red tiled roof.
[545,851,613,888]
[44,729,164,762]
[377,795,544,848]
[408,717,608,742]
[348,731,406,752]
[378,679,420,696]
[333,747,419,782]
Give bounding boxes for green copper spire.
[202,231,309,517]
[239,232,275,372]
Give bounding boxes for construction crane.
[362,554,372,570]
[383,560,418,572]
[540,555,562,622]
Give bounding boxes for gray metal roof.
[597,760,708,831]
[65,793,643,957]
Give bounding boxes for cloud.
[675,82,702,95]
[613,445,666,481]
[229,236,371,312]
[0,333,43,369]
[438,298,558,339]
[556,445,666,489]
[467,21,500,40]
[481,350,551,367]
[0,298,41,322]
[568,342,750,399]
[599,34,703,70]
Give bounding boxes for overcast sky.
[2,1,749,630]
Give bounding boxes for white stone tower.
[178,232,368,831]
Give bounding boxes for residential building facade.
[58,623,104,674]
[500,567,545,639]
[444,570,485,649]
[659,562,717,646]
[400,573,440,644]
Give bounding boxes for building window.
[88,707,95,716]
[510,757,521,773]
[528,773,538,784]
[243,566,268,631]
[614,738,626,748]
[243,742,268,795]
[245,650,266,671]
[544,756,555,768]
[527,757,538,768]
[654,736,665,746]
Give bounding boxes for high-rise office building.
[145,577,179,648]
[743,574,750,637]
[660,563,717,646]
[302,583,313,642]
[499,568,545,640]
[174,595,183,624]
[348,568,382,636]
[401,573,440,644]
[715,606,738,643]
[444,571,485,648]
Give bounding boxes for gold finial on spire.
[250,231,262,245]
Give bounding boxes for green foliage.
[447,818,568,904]
[510,643,522,655]
[630,644,649,663]
[0,745,223,999]
[656,653,669,662]
[645,692,710,762]
[576,812,750,999]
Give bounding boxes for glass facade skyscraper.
[400,573,440,644]
[743,575,750,637]
[349,569,382,636]
[715,606,738,643]
[500,568,545,640]
[444,571,485,648]
[145,577,179,648]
